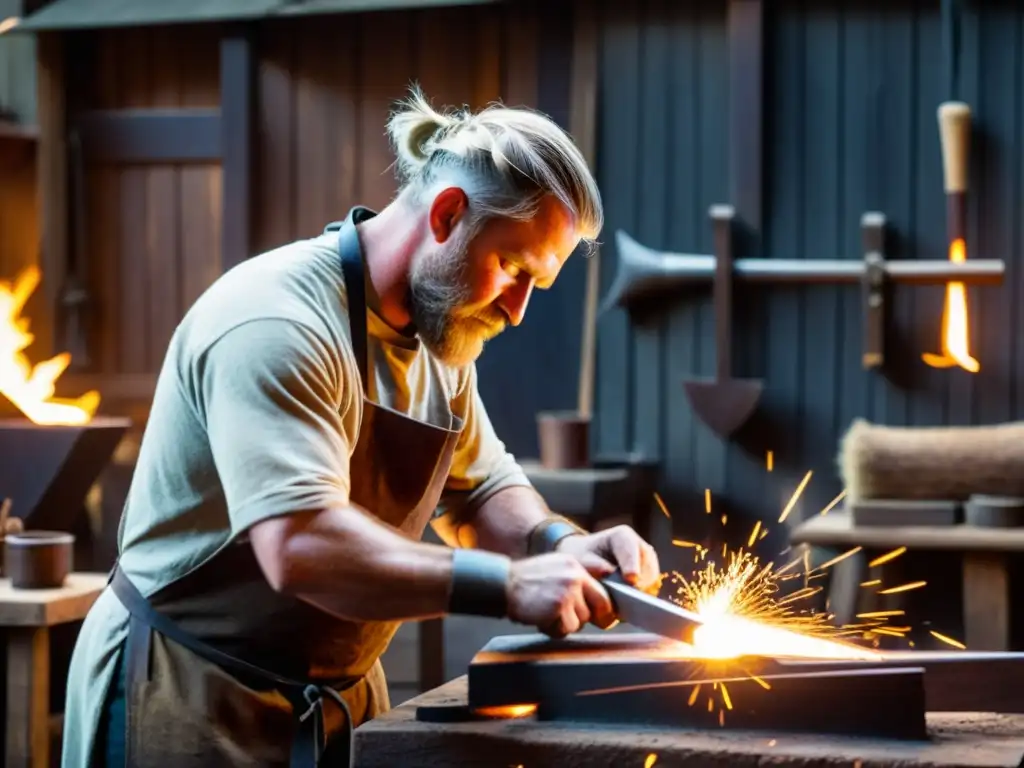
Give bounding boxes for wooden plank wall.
[73,25,223,385]
[595,0,1024,570]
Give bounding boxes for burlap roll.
[839,418,1024,503]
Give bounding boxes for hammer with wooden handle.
[938,101,971,245]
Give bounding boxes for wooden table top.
[791,510,1024,552]
[0,571,108,627]
[353,676,1024,768]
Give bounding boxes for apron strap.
[335,207,376,396]
[110,565,356,767]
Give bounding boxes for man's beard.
[407,227,504,367]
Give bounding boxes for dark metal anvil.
[455,632,1024,741]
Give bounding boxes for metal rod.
[640,253,1003,285]
[603,228,1007,315]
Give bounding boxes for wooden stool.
[0,572,107,768]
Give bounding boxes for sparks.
[868,547,907,568]
[747,520,762,548]
[778,471,813,523]
[766,450,774,471]
[654,492,671,519]
[642,482,934,713]
[930,630,967,650]
[814,546,862,572]
[878,580,926,595]
[819,489,847,516]
[645,754,658,768]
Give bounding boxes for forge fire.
[0,265,99,425]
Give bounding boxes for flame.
[922,238,980,373]
[0,266,99,425]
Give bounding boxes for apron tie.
[293,684,354,766]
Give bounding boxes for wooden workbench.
[790,510,1021,651]
[352,676,1024,768]
[0,572,108,768]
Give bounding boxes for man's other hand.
[556,525,662,595]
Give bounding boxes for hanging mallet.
[922,100,976,370]
[938,101,970,247]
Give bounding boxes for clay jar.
[4,531,74,589]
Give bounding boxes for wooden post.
[5,628,49,768]
[219,26,256,272]
[728,0,764,243]
[34,31,67,360]
[571,0,600,421]
[962,552,1010,651]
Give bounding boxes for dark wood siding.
[76,25,224,382]
[595,0,1024,561]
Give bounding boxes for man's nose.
[498,277,534,327]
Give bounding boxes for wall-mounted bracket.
[861,213,887,370]
[602,210,1006,440]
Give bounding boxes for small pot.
[536,411,590,470]
[4,531,74,589]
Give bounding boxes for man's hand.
[555,525,662,595]
[506,553,616,637]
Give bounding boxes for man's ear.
[428,187,469,243]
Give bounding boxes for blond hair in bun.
[385,84,603,249]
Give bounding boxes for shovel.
[683,205,764,438]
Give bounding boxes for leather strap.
[331,207,377,396]
[111,565,357,768]
[527,517,584,556]
[447,548,511,618]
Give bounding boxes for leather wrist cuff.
[527,517,584,556]
[448,548,511,618]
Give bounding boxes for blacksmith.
[62,89,661,767]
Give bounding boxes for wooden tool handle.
[938,101,971,194]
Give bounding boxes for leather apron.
[102,206,464,767]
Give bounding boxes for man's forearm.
[458,485,563,558]
[250,504,487,623]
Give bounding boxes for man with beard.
[62,88,662,768]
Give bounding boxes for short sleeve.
[436,364,532,522]
[194,318,356,534]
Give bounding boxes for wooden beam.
[74,109,221,163]
[570,0,599,421]
[219,26,256,272]
[728,0,763,239]
[34,31,67,359]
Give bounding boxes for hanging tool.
[680,205,764,438]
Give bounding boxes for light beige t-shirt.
[61,231,532,766]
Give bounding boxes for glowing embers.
[466,633,1024,741]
